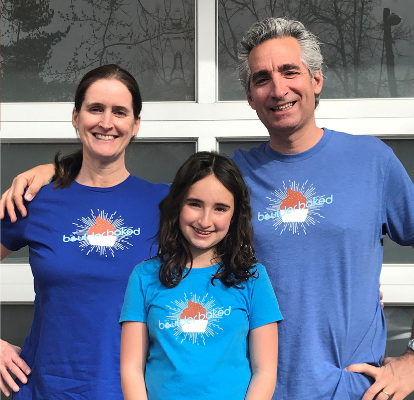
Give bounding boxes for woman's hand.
[0,339,31,397]
[0,164,55,222]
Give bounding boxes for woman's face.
[72,78,140,164]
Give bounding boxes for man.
[1,17,414,400]
[230,18,414,399]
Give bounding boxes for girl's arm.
[120,321,149,400]
[245,322,279,400]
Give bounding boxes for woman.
[0,65,169,399]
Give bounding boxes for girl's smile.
[179,174,234,267]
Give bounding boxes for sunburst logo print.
[70,209,140,257]
[159,293,231,345]
[265,181,332,235]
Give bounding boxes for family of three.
[1,17,414,400]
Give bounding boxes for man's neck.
[269,124,324,154]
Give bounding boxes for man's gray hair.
[238,18,323,107]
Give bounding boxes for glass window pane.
[1,0,195,102]
[218,138,414,264]
[1,141,195,263]
[218,0,414,100]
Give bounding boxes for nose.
[269,73,288,99]
[198,209,212,229]
[98,110,113,130]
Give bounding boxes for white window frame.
[1,0,414,304]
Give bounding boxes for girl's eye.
[216,207,227,212]
[188,202,200,208]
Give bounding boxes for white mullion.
[196,0,216,105]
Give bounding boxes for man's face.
[247,37,323,137]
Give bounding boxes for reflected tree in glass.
[1,0,195,102]
[218,0,414,100]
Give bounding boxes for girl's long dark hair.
[157,151,258,289]
[53,64,142,189]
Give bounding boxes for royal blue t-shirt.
[120,258,283,400]
[232,129,414,400]
[1,175,169,400]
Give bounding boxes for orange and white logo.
[159,294,231,345]
[63,210,140,257]
[257,181,333,235]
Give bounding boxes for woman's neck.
[76,157,129,187]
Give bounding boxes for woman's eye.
[188,202,200,208]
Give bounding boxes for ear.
[72,107,79,129]
[132,115,141,137]
[247,92,256,110]
[312,70,323,95]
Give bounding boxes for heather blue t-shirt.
[232,129,414,400]
[1,175,169,400]
[120,257,283,400]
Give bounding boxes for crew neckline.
[72,174,132,192]
[185,263,220,274]
[264,128,332,162]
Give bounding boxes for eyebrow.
[186,198,231,208]
[251,63,301,82]
[86,103,130,112]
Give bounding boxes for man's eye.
[114,111,126,116]
[90,107,102,113]
[254,78,268,86]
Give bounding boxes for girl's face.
[179,174,234,262]
[72,78,140,165]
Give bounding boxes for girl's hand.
[0,339,31,397]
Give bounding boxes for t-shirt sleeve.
[119,266,147,324]
[248,264,283,330]
[382,152,414,246]
[1,211,29,252]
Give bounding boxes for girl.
[120,152,282,400]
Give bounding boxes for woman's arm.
[120,321,149,400]
[245,322,279,400]
[0,164,55,222]
[0,244,31,397]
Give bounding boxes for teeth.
[272,102,294,111]
[193,227,211,235]
[96,134,115,140]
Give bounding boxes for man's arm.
[0,164,55,222]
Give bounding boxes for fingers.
[0,190,10,220]
[24,178,44,202]
[0,342,30,396]
[375,390,393,400]
[346,363,380,378]
[0,376,12,397]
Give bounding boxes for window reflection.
[1,0,195,102]
[218,0,414,100]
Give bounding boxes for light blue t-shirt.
[120,257,283,400]
[232,129,414,400]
